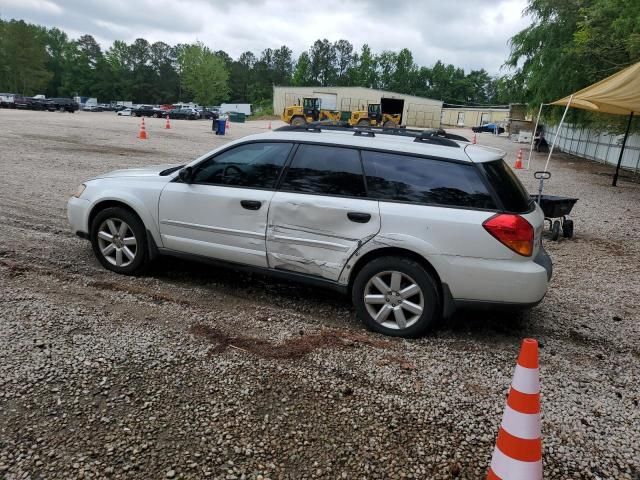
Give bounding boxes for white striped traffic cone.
[487,338,542,480]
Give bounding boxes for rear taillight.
[483,214,534,256]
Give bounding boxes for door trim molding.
[160,219,265,239]
[269,233,351,252]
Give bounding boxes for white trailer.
[0,93,15,107]
[220,103,251,116]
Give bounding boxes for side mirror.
[178,166,193,184]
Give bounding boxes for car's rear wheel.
[90,207,148,275]
[352,256,440,337]
[383,120,395,128]
[357,119,370,127]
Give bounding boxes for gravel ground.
[0,110,638,479]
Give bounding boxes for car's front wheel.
[352,256,440,337]
[90,207,148,275]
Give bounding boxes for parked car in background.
[67,126,552,338]
[117,108,133,116]
[46,98,80,113]
[472,123,505,135]
[114,105,128,112]
[99,104,114,111]
[167,108,199,120]
[83,105,103,112]
[203,108,219,120]
[14,96,47,110]
[132,105,164,118]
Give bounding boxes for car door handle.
[347,212,371,223]
[240,200,262,210]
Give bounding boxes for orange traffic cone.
[472,133,477,144]
[165,115,171,129]
[487,338,542,480]
[268,121,272,130]
[514,149,523,169]
[137,117,148,140]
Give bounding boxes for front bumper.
[67,197,90,237]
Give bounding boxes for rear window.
[479,160,532,213]
[361,151,496,209]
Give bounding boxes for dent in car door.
[266,193,380,280]
[266,144,380,281]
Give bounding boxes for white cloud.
[0,0,531,73]
[0,0,62,14]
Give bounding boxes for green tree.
[506,0,640,109]
[43,27,69,96]
[376,51,397,90]
[178,42,229,105]
[292,51,312,86]
[350,44,377,88]
[309,39,336,86]
[334,39,354,85]
[0,20,51,94]
[391,48,417,94]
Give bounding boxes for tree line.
[1,0,637,124]
[0,18,512,111]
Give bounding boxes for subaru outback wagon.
[68,126,552,337]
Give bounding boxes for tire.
[562,219,574,238]
[153,113,159,118]
[357,119,370,127]
[352,256,440,337]
[291,116,306,127]
[551,220,561,241]
[383,120,395,128]
[90,207,149,275]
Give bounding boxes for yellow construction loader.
[281,97,341,126]
[348,103,400,128]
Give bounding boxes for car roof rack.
[275,122,467,148]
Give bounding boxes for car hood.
[91,164,181,180]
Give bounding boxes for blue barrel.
[216,119,226,135]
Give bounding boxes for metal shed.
[440,106,510,128]
[273,86,443,128]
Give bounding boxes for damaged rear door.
[266,144,380,281]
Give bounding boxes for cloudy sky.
[0,0,530,73]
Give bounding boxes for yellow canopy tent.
[551,62,640,186]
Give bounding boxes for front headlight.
[73,184,86,198]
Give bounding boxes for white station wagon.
[68,126,552,337]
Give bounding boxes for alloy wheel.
[364,271,424,330]
[97,218,137,267]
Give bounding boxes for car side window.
[362,150,496,209]
[192,142,293,189]
[279,144,366,197]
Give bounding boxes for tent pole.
[527,103,545,169]
[544,95,573,172]
[612,112,634,187]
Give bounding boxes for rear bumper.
[439,247,552,317]
[533,246,553,281]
